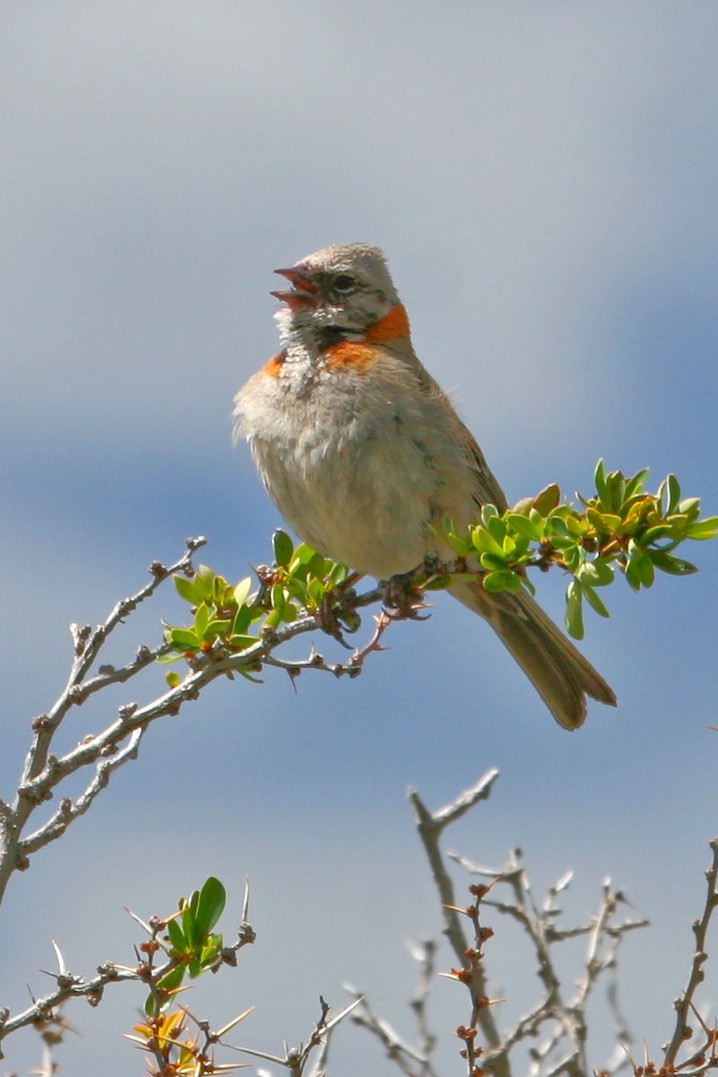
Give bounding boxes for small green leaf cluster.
[265,528,351,628]
[162,532,351,678]
[164,566,259,665]
[446,462,717,639]
[148,876,226,1016]
[444,492,558,597]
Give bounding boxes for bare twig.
[457,853,647,1075]
[407,938,438,1065]
[238,996,363,1076]
[0,539,207,906]
[345,986,436,1077]
[409,773,504,1064]
[664,836,718,1068]
[0,959,138,1043]
[352,779,649,1077]
[0,545,414,913]
[20,728,145,855]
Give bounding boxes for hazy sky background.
[2,4,717,1075]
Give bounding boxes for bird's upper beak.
[271,266,320,309]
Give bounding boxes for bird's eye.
[332,273,357,293]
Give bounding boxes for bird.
[233,243,616,730]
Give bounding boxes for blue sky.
[2,4,717,1075]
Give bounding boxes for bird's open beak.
[270,266,320,309]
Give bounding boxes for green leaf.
[686,516,718,540]
[665,473,681,514]
[500,532,519,556]
[587,558,615,585]
[593,459,607,502]
[328,563,350,586]
[204,618,231,641]
[576,560,613,587]
[182,891,199,943]
[587,508,623,532]
[638,555,655,588]
[273,529,294,567]
[546,513,572,539]
[230,633,260,650]
[622,467,650,502]
[156,650,183,665]
[532,483,561,516]
[581,583,610,619]
[232,602,253,635]
[443,523,471,555]
[511,495,534,515]
[233,576,253,606]
[505,512,542,541]
[486,515,507,545]
[677,497,701,519]
[194,603,210,639]
[605,471,626,512]
[146,963,185,1016]
[482,569,522,593]
[194,565,218,600]
[212,574,229,603]
[174,574,202,604]
[280,600,298,623]
[479,552,509,572]
[642,523,676,543]
[307,552,333,576]
[565,580,585,640]
[292,542,318,564]
[200,934,223,966]
[626,540,654,589]
[238,668,265,683]
[270,583,286,616]
[650,551,698,576]
[471,526,505,558]
[166,917,186,952]
[166,628,200,651]
[165,670,182,688]
[306,578,326,604]
[194,877,226,937]
[624,560,641,591]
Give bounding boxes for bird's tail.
[451,579,617,730]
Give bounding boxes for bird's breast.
[234,347,471,577]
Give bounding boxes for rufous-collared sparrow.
[233,243,616,729]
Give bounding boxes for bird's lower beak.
[270,266,319,309]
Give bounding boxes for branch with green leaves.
[163,462,717,666]
[2,463,713,927]
[443,460,717,639]
[0,876,255,1074]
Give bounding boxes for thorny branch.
[345,985,438,1077]
[409,773,505,1067]
[237,995,363,1076]
[470,855,647,1075]
[0,884,256,1060]
[664,836,718,1069]
[0,539,426,911]
[0,538,206,906]
[0,960,139,1043]
[1,533,718,1075]
[352,776,651,1077]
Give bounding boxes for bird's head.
[272,243,402,344]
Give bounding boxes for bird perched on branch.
[234,243,616,729]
